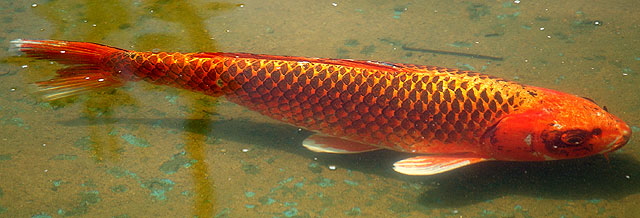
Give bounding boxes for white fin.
[393,155,488,175]
[302,134,382,154]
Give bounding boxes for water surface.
[0,0,638,217]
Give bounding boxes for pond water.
[0,0,638,217]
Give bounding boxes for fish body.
[11,39,631,175]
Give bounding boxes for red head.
[481,88,631,161]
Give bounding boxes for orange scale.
[386,134,403,146]
[326,115,339,124]
[269,88,283,97]
[311,104,324,113]
[335,110,349,119]
[382,106,395,118]
[369,104,383,116]
[301,108,313,118]
[302,94,323,106]
[355,103,369,114]
[381,125,395,134]
[344,127,357,135]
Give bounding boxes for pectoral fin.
[393,155,488,175]
[302,134,382,154]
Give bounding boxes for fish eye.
[543,129,596,157]
[560,130,588,145]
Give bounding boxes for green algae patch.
[241,162,260,175]
[259,196,277,205]
[283,207,298,217]
[31,213,51,218]
[308,162,322,173]
[110,185,129,193]
[120,134,151,148]
[141,178,175,201]
[244,191,256,198]
[106,167,137,179]
[51,154,77,160]
[0,154,11,161]
[81,180,98,188]
[1,116,29,129]
[74,136,96,151]
[313,177,335,188]
[57,191,101,216]
[80,191,101,204]
[345,207,362,216]
[214,208,231,218]
[159,151,197,174]
[344,39,359,47]
[343,179,359,186]
[51,180,68,191]
[360,44,376,55]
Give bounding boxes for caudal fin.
[11,39,128,100]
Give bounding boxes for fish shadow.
[60,116,640,207]
[416,155,640,207]
[309,144,640,208]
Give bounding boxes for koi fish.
[11,39,631,175]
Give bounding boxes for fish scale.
[13,39,630,175]
[105,51,529,153]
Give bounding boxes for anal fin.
[302,134,382,154]
[393,155,488,175]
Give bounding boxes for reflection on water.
[0,0,638,217]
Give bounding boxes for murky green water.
[0,0,638,217]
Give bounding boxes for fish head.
[481,89,631,161]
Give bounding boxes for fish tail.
[11,39,129,100]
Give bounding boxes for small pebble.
[328,165,336,170]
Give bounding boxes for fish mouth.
[602,123,632,154]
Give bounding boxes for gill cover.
[481,110,550,161]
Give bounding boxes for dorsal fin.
[192,52,403,72]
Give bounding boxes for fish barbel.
[11,39,631,175]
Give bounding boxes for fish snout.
[603,121,632,153]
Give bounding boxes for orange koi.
[11,39,631,175]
